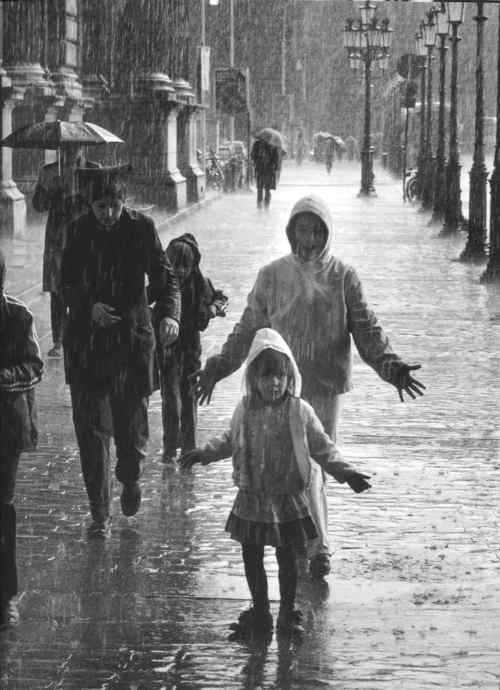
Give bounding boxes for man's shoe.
[0,598,20,630]
[120,482,141,517]
[276,606,304,638]
[87,518,111,539]
[47,344,63,358]
[309,553,331,580]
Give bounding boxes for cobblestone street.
[1,160,500,689]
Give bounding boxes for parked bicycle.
[404,168,419,202]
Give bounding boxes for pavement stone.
[1,160,499,689]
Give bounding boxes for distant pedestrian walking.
[0,249,43,629]
[325,138,334,174]
[192,195,425,580]
[159,233,227,462]
[251,139,280,209]
[180,328,370,639]
[61,166,180,537]
[32,145,99,358]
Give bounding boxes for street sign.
[215,68,247,115]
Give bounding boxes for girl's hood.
[166,232,201,266]
[243,327,302,397]
[285,195,332,263]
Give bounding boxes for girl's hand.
[345,471,371,493]
[179,449,205,469]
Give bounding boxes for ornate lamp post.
[431,4,449,223]
[344,2,393,197]
[415,27,427,200]
[482,2,500,281]
[443,1,465,233]
[461,0,488,261]
[421,10,437,210]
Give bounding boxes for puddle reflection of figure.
[181,329,370,641]
[193,196,425,581]
[0,250,43,630]
[239,637,272,690]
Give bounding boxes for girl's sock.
[276,544,298,610]
[242,543,269,613]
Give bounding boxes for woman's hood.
[285,195,332,263]
[243,327,302,397]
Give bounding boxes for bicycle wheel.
[406,177,418,202]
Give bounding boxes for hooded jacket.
[206,195,405,398]
[200,328,354,491]
[0,252,43,452]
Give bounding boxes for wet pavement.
[1,160,500,689]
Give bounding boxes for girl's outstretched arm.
[179,431,233,470]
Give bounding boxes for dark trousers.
[242,543,298,613]
[50,291,65,346]
[70,385,148,521]
[0,450,20,607]
[160,350,198,454]
[256,180,271,207]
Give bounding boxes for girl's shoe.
[228,607,273,640]
[276,606,304,637]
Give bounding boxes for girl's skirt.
[225,489,317,548]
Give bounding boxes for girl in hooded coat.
[181,328,370,637]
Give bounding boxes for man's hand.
[179,449,205,469]
[396,364,425,402]
[158,317,179,348]
[345,471,372,493]
[188,367,217,405]
[91,302,122,329]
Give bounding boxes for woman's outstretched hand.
[396,364,426,402]
[345,471,371,493]
[188,368,217,405]
[179,449,205,469]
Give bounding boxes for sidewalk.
[1,160,500,689]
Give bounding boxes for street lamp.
[415,27,427,200]
[443,1,465,233]
[482,2,500,281]
[344,2,393,197]
[460,0,488,261]
[421,9,437,210]
[200,0,219,177]
[431,3,449,223]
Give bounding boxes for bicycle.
[404,168,419,202]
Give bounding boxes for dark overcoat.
[61,207,181,395]
[0,296,43,453]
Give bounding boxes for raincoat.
[206,195,406,400]
[199,329,356,547]
[61,207,180,394]
[251,140,280,190]
[0,272,43,453]
[32,160,99,292]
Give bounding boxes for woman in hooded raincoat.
[194,195,424,579]
[0,249,43,628]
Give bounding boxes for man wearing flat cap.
[62,166,180,536]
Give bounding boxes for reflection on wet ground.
[1,161,500,688]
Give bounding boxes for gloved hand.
[179,449,206,469]
[158,317,179,347]
[90,302,122,329]
[345,471,371,493]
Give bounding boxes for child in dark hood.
[160,233,227,461]
[0,249,43,629]
[180,328,370,639]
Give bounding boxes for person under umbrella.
[61,166,180,537]
[32,144,99,358]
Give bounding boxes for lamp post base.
[358,149,376,197]
[480,252,500,282]
[459,165,488,261]
[441,161,464,234]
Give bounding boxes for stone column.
[0,78,27,238]
[164,106,187,211]
[181,106,205,203]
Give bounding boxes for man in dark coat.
[61,166,181,536]
[32,145,99,358]
[251,139,280,209]
[0,249,43,628]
